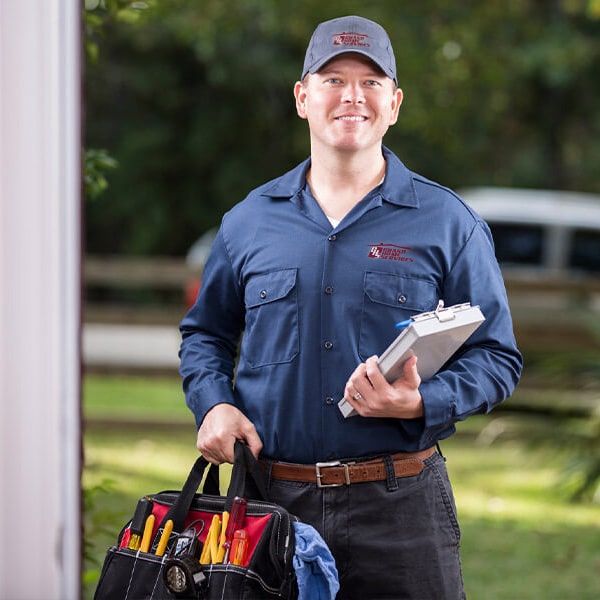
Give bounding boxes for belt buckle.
[315,461,350,488]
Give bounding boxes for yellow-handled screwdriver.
[155,519,174,557]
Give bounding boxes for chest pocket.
[243,268,299,368]
[358,272,438,361]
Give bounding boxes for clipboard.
[338,301,485,418]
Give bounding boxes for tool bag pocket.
[94,546,290,599]
[94,441,298,600]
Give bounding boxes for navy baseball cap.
[301,15,397,84]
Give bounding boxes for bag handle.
[158,440,269,533]
[226,440,270,505]
[157,454,214,532]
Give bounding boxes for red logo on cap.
[332,31,370,48]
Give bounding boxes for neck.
[307,147,386,221]
[311,143,385,183]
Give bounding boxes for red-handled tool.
[223,496,247,562]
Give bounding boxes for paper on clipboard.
[338,301,485,418]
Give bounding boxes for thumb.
[403,355,421,386]
[240,427,263,459]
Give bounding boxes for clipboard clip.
[434,300,456,322]
[412,300,471,323]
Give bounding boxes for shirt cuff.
[187,380,237,429]
[419,377,456,430]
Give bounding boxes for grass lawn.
[82,375,600,599]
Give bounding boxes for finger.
[196,426,235,464]
[243,432,264,459]
[364,355,383,386]
[349,361,366,383]
[197,438,232,465]
[350,361,373,389]
[238,421,264,459]
[402,355,421,387]
[344,380,362,403]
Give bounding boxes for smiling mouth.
[336,115,366,122]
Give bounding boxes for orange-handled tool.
[230,529,248,566]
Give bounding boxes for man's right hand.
[196,403,262,464]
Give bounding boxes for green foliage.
[82,390,600,599]
[83,0,155,63]
[82,374,190,421]
[83,0,153,204]
[82,479,121,590]
[84,149,118,200]
[559,416,600,502]
[479,411,600,504]
[84,0,600,255]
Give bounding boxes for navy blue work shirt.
[179,147,522,464]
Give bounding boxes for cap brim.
[303,48,396,82]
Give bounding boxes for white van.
[460,187,600,279]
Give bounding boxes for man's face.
[294,53,403,155]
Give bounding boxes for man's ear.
[294,80,308,120]
[389,87,403,126]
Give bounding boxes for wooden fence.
[83,255,600,349]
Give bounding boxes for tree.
[84,0,600,256]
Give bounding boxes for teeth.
[337,116,365,121]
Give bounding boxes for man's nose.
[341,83,365,103]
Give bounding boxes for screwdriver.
[230,530,249,566]
[127,497,153,551]
[223,496,247,563]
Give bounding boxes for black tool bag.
[94,441,298,600]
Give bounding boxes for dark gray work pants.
[265,451,466,600]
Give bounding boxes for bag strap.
[158,454,212,532]
[203,461,220,496]
[225,440,270,508]
[157,441,269,532]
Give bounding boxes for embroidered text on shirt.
[368,243,414,262]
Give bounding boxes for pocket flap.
[364,272,437,311]
[245,269,297,308]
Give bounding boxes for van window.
[488,224,544,266]
[569,229,600,274]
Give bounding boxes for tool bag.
[94,441,298,599]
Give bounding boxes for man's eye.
[326,78,341,84]
[365,80,381,87]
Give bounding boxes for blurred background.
[81,1,600,598]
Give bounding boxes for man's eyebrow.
[317,67,342,76]
[318,66,386,78]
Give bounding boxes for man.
[179,15,522,599]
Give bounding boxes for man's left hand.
[343,355,424,419]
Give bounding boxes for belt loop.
[436,442,446,461]
[383,455,398,491]
[262,459,274,489]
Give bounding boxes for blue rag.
[292,521,340,600]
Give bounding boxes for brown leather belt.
[263,447,435,488]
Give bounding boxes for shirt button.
[398,294,407,303]
[325,397,334,405]
[325,286,334,294]
[328,234,337,242]
[324,341,333,350]
[260,290,267,299]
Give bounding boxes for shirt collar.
[260,146,419,209]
